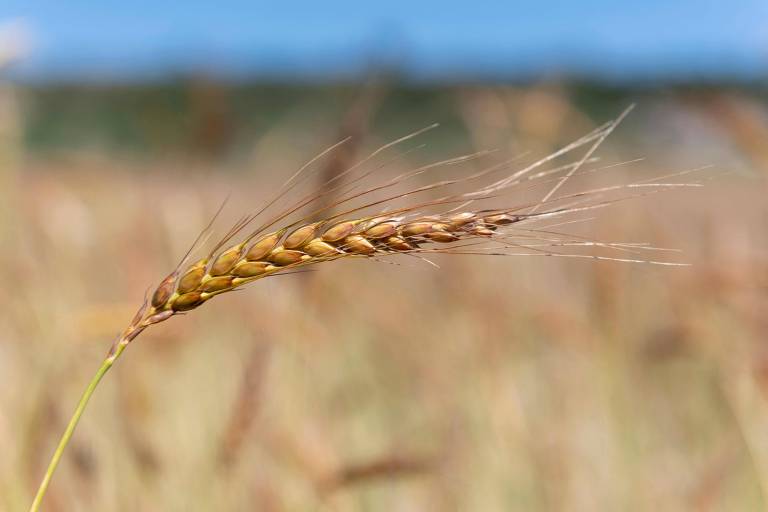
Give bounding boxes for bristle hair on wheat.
[28,107,696,511]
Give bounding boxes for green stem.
[28,342,127,512]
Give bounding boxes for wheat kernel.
[200,276,234,293]
[245,232,280,261]
[232,261,270,277]
[382,236,414,251]
[472,226,495,236]
[178,267,205,294]
[322,221,357,242]
[151,274,176,308]
[365,222,397,239]
[304,239,338,257]
[485,214,517,226]
[400,222,434,237]
[210,246,244,276]
[425,231,459,243]
[269,249,305,266]
[449,212,476,226]
[284,223,318,250]
[171,292,204,312]
[342,235,375,255]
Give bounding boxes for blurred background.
[1,2,768,511]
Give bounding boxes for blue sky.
[2,1,768,82]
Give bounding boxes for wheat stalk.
[27,107,696,511]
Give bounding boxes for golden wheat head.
[30,106,702,512]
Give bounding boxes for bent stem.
[28,341,129,512]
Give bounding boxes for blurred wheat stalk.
[27,106,700,511]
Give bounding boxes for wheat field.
[1,83,767,511]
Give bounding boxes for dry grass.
[1,83,767,511]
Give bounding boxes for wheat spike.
[153,210,517,312]
[112,111,697,353]
[29,109,700,512]
[100,104,705,357]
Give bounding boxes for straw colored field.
[1,84,767,511]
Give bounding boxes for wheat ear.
[28,108,696,511]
